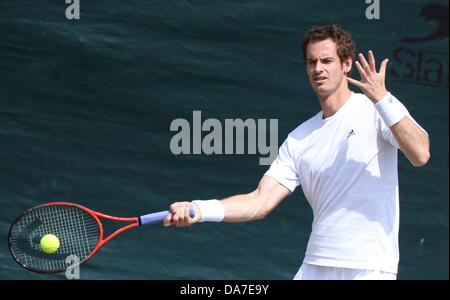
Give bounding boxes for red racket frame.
[44,202,140,263]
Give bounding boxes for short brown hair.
[302,25,356,64]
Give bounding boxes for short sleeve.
[379,94,428,148]
[264,138,301,192]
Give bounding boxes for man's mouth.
[314,76,327,83]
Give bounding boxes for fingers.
[358,53,371,74]
[368,50,376,73]
[365,50,389,75]
[164,202,184,227]
[163,213,173,227]
[171,203,183,226]
[183,204,191,226]
[354,61,368,80]
[352,51,389,103]
[347,76,363,88]
[170,202,187,213]
[379,58,389,76]
[164,201,196,227]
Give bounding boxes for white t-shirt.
[265,92,425,274]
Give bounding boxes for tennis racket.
[8,202,196,274]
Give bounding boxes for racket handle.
[139,207,195,225]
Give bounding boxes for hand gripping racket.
[8,202,195,274]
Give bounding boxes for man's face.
[305,39,352,97]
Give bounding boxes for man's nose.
[314,62,324,73]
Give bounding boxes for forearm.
[191,192,270,223]
[220,191,269,222]
[390,117,430,167]
[374,92,430,167]
[220,176,290,222]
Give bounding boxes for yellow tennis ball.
[40,234,60,254]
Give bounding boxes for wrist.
[192,199,224,222]
[374,92,406,127]
[372,90,389,104]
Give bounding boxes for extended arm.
[164,176,291,227]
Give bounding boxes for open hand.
[347,50,389,103]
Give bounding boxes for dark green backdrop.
[0,0,448,279]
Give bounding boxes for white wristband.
[192,199,224,222]
[375,92,406,127]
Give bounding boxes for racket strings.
[9,205,100,273]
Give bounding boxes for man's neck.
[318,85,353,119]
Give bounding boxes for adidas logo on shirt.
[347,129,355,138]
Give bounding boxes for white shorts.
[294,263,397,280]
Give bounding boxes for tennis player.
[164,25,430,280]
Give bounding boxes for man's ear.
[343,57,352,75]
